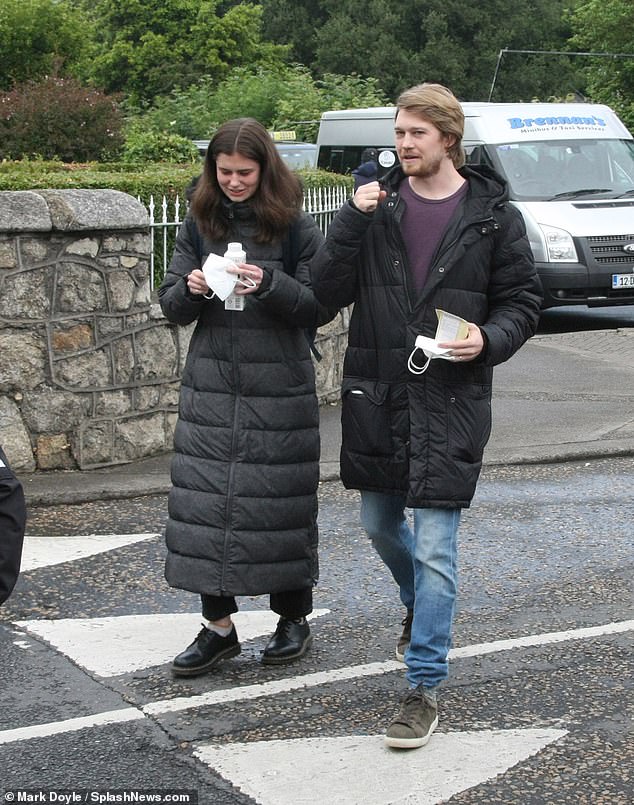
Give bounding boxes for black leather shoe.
[262,617,312,665]
[171,624,240,677]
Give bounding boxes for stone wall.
[0,190,346,473]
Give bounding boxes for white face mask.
[407,309,469,374]
[408,335,455,374]
[201,252,256,300]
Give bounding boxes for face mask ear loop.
[408,348,431,375]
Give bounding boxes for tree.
[82,0,288,103]
[261,0,577,102]
[0,0,90,89]
[261,0,327,66]
[569,0,634,129]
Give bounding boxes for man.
[0,445,27,606]
[311,83,542,749]
[352,147,379,190]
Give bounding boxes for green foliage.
[0,0,91,89]
[297,168,353,191]
[120,130,200,164]
[0,159,349,199]
[0,77,124,162]
[82,0,288,104]
[284,72,389,141]
[262,0,579,102]
[316,73,389,110]
[121,78,218,141]
[261,0,326,66]
[125,64,389,144]
[0,160,200,204]
[569,0,634,130]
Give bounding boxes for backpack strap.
[282,218,322,361]
[281,217,301,276]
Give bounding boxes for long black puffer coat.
[311,164,543,509]
[0,445,26,606]
[159,203,333,596]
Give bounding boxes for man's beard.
[401,153,444,179]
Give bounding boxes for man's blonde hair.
[396,83,465,168]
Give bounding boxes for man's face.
[394,109,452,179]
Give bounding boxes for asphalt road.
[1,456,633,804]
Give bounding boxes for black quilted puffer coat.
[159,203,333,596]
[311,164,543,509]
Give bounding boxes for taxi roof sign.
[270,130,297,141]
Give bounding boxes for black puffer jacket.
[159,204,334,596]
[311,165,543,508]
[0,446,26,606]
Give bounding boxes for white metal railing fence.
[143,184,350,290]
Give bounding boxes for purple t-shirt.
[400,178,467,292]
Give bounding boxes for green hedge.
[0,160,353,204]
[0,160,200,204]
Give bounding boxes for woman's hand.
[226,261,265,295]
[186,268,210,296]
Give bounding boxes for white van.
[316,103,634,308]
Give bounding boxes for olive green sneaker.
[384,685,439,749]
[396,610,413,662]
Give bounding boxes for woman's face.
[215,152,261,202]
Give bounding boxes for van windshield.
[485,139,634,200]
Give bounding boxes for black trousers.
[201,587,313,622]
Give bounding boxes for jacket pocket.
[446,383,492,464]
[341,378,394,456]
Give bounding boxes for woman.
[159,118,335,676]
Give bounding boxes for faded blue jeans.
[360,491,461,689]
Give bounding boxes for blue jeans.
[360,491,461,689]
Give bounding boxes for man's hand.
[439,323,484,362]
[353,181,387,213]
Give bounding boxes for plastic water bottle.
[224,242,247,311]
[224,242,246,264]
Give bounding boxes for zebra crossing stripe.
[0,708,144,745]
[3,617,631,745]
[194,729,568,805]
[144,617,634,715]
[20,533,157,571]
[144,660,402,715]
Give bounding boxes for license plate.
[612,272,634,289]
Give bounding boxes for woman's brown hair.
[190,118,304,242]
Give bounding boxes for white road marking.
[144,617,634,715]
[15,610,330,676]
[144,660,401,715]
[0,708,144,745]
[450,619,634,658]
[195,729,568,805]
[20,533,157,571]
[2,617,629,751]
